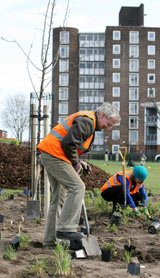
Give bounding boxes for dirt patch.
[0,143,160,277]
[0,193,160,278]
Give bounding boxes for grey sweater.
[61,113,100,165]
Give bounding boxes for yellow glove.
[143,207,152,219]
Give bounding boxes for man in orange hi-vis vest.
[101,165,152,219]
[37,102,120,246]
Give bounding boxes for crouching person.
[101,166,151,218]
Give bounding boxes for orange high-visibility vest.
[101,170,143,194]
[37,111,96,164]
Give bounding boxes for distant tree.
[1,93,29,142]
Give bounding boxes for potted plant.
[124,240,140,275]
[101,241,115,262]
[127,257,140,275]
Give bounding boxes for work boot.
[56,231,84,241]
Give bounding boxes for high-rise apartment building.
[52,4,160,159]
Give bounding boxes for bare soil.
[0,193,160,278]
[0,143,160,277]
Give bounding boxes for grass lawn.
[89,160,160,195]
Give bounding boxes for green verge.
[88,160,160,195]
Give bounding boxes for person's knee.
[101,190,109,201]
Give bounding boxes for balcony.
[146,116,157,126]
[146,134,157,145]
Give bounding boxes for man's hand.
[73,162,83,176]
[80,160,92,176]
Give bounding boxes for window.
[59,73,69,86]
[148,45,155,55]
[59,59,69,72]
[112,73,120,83]
[113,44,121,55]
[112,145,119,154]
[79,35,86,41]
[60,45,69,57]
[112,130,120,140]
[129,88,139,100]
[129,73,139,86]
[79,90,104,103]
[59,88,68,100]
[129,131,138,144]
[129,45,139,58]
[60,31,69,44]
[129,102,139,114]
[129,59,139,72]
[129,116,139,129]
[112,87,120,97]
[148,74,155,83]
[129,31,139,44]
[87,34,93,41]
[58,116,66,123]
[59,102,68,114]
[112,101,120,111]
[113,30,121,40]
[79,76,104,89]
[113,59,120,68]
[93,131,104,146]
[147,88,155,98]
[148,59,155,69]
[148,32,155,41]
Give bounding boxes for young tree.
[1,0,70,144]
[1,93,29,142]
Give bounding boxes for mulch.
[0,143,110,191]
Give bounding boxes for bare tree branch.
[1,37,41,72]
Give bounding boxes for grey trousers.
[41,151,85,244]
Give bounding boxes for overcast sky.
[0,0,160,137]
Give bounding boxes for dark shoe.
[56,231,84,240]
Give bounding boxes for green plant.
[122,206,134,225]
[103,241,115,251]
[147,199,160,218]
[106,223,118,232]
[92,188,110,212]
[102,241,117,256]
[53,242,72,276]
[19,233,30,248]
[85,191,93,207]
[3,246,17,260]
[124,249,131,264]
[28,257,47,276]
[36,218,41,224]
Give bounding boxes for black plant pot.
[124,244,136,252]
[110,212,122,227]
[10,237,20,250]
[8,194,14,200]
[101,248,112,262]
[0,215,4,223]
[70,239,83,251]
[127,263,140,275]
